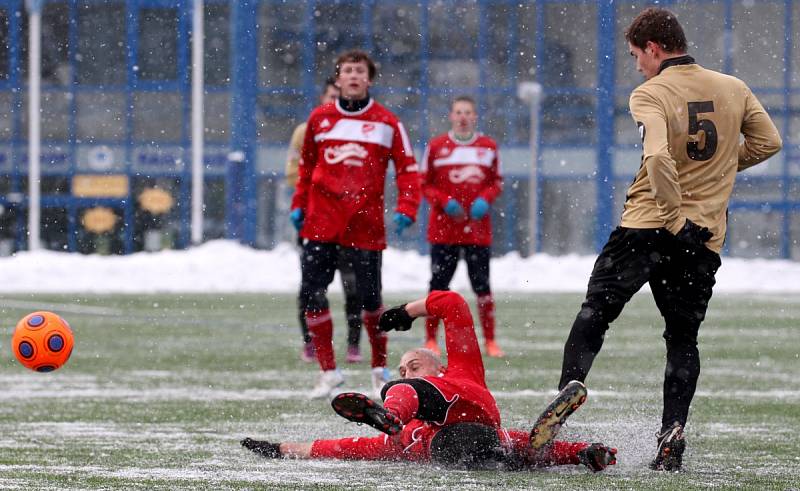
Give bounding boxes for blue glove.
[470,197,490,220]
[289,208,304,231]
[443,199,464,217]
[392,212,413,236]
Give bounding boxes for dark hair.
[451,95,477,111]
[322,76,337,94]
[335,49,377,80]
[429,423,504,469]
[625,7,687,53]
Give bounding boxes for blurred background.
[0,0,796,258]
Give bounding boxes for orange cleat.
[485,340,505,358]
[424,339,441,356]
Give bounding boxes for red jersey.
[291,98,421,250]
[422,132,503,246]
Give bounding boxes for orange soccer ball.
[11,311,74,372]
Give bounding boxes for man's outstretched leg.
[559,228,662,389]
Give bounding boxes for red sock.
[477,293,496,342]
[306,309,335,371]
[424,316,438,342]
[382,383,419,423]
[502,430,588,466]
[363,308,386,368]
[542,441,589,466]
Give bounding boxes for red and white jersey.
[422,131,502,246]
[291,98,421,250]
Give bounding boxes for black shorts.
[429,244,491,295]
[300,240,382,312]
[585,227,721,338]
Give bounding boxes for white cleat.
[308,369,345,399]
[371,366,391,399]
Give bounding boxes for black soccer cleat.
[331,392,404,435]
[650,423,686,471]
[241,437,282,458]
[578,442,618,472]
[529,380,588,452]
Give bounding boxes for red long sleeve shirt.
[291,98,421,250]
[422,132,502,246]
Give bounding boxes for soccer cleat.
[529,380,588,452]
[346,345,363,363]
[308,369,345,399]
[485,340,505,358]
[577,443,617,472]
[371,366,391,398]
[241,438,282,458]
[300,342,315,363]
[424,339,441,356]
[331,392,404,435]
[650,422,686,471]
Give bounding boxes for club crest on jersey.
[448,165,485,184]
[324,143,368,167]
[320,118,331,129]
[362,123,376,135]
[437,147,451,158]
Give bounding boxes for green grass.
[0,292,798,490]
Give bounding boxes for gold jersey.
[621,59,782,253]
[285,122,307,188]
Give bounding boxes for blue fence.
[0,0,797,258]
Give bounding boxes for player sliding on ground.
[242,291,616,471]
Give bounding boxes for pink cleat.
[346,345,363,363]
[300,342,315,363]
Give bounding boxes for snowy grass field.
[1,291,798,490]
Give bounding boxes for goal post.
[517,81,542,256]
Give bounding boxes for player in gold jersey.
[557,7,782,471]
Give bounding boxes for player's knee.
[305,289,329,311]
[578,298,623,325]
[663,328,699,349]
[362,295,381,313]
[471,280,490,296]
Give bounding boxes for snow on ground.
[0,239,799,294]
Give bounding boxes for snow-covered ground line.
[1,239,798,294]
